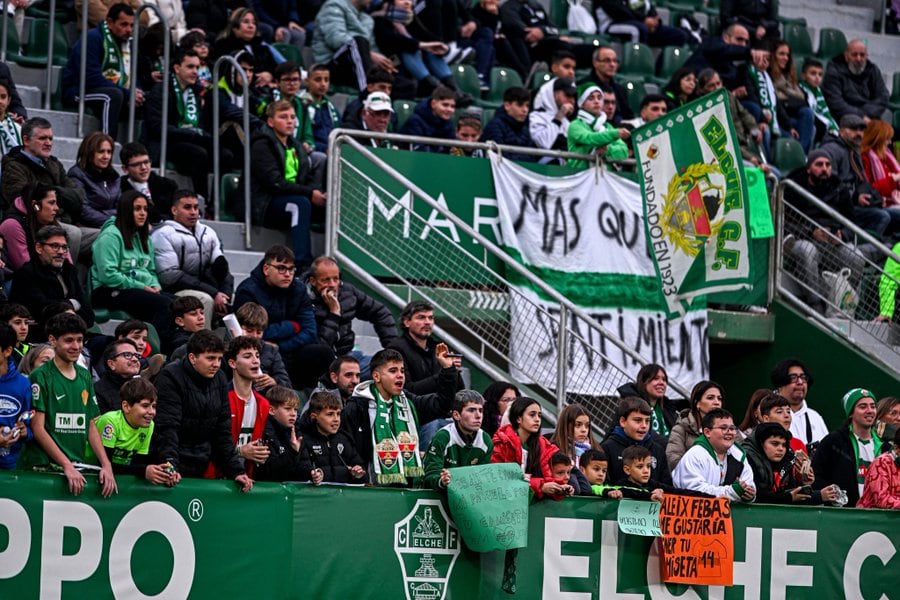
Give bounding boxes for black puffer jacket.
[296,410,368,483]
[306,277,397,356]
[255,415,314,482]
[150,358,245,478]
[821,53,890,121]
[240,125,315,224]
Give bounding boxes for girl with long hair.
[666,381,724,470]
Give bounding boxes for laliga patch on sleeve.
[102,422,115,441]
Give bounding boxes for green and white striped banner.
[490,153,708,394]
[633,90,752,317]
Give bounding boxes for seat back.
[619,42,654,78]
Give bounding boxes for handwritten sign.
[659,494,733,585]
[617,500,661,536]
[446,463,530,552]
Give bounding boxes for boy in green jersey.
[96,377,181,486]
[423,389,494,490]
[23,313,117,497]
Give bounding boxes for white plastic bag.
[567,0,597,34]
[822,267,859,318]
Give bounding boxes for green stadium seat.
[220,172,241,221]
[889,73,900,111]
[773,136,806,174]
[651,45,690,85]
[483,67,523,107]
[272,42,303,66]
[1,17,24,62]
[893,109,900,132]
[548,0,569,31]
[481,108,495,126]
[816,28,847,60]
[622,78,648,115]
[620,43,654,78]
[453,64,481,98]
[782,23,813,59]
[23,19,69,66]
[530,69,552,91]
[393,99,415,129]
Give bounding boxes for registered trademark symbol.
[188,499,204,522]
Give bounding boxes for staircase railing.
[775,178,900,374]
[326,129,691,431]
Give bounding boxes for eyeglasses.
[266,263,296,274]
[711,425,738,433]
[788,373,809,382]
[114,351,141,360]
[40,242,68,252]
[127,159,152,168]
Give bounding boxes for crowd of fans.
[0,0,895,513]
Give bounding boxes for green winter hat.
[577,83,602,107]
[841,388,875,417]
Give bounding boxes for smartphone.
[446,353,463,359]
[799,485,812,495]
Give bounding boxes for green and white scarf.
[172,71,200,128]
[576,108,606,131]
[650,403,669,436]
[799,81,839,133]
[0,114,21,154]
[370,383,422,484]
[750,65,779,135]
[100,21,129,88]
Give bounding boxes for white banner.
[490,154,708,395]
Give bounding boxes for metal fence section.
[327,131,690,433]
[775,179,900,374]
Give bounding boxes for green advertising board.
[2,471,897,599]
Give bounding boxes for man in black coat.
[150,330,253,490]
[10,225,95,333]
[306,256,397,376]
[94,339,142,413]
[822,39,890,123]
[387,299,464,396]
[118,142,179,224]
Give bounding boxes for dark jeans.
[92,286,175,338]
[264,194,312,268]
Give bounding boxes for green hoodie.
[567,115,629,169]
[90,217,161,292]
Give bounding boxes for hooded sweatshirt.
[89,217,161,292]
[530,78,570,151]
[0,359,33,469]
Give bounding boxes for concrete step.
[204,219,291,252]
[9,63,60,94]
[827,318,900,374]
[29,108,100,138]
[18,85,40,109]
[779,0,875,34]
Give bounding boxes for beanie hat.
[841,388,875,417]
[577,83,602,107]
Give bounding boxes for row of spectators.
[1,292,897,511]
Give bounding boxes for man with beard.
[388,300,463,396]
[812,388,884,507]
[782,149,872,312]
[10,225,95,332]
[822,40,890,123]
[770,358,829,446]
[62,3,144,140]
[94,339,141,413]
[820,114,899,241]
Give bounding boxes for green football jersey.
[96,410,153,465]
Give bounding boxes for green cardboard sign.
[446,463,531,552]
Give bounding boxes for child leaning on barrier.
[423,389,494,490]
[296,389,368,484]
[95,378,180,486]
[580,448,622,498]
[0,322,32,470]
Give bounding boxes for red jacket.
[857,451,900,509]
[491,423,565,500]
[206,388,270,478]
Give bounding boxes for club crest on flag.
[661,163,726,258]
[633,91,752,316]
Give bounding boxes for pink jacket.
[857,452,900,509]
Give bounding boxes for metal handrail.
[77,0,89,133]
[127,4,170,175]
[776,179,900,265]
[43,0,55,110]
[211,55,252,249]
[1,0,7,63]
[327,130,693,400]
